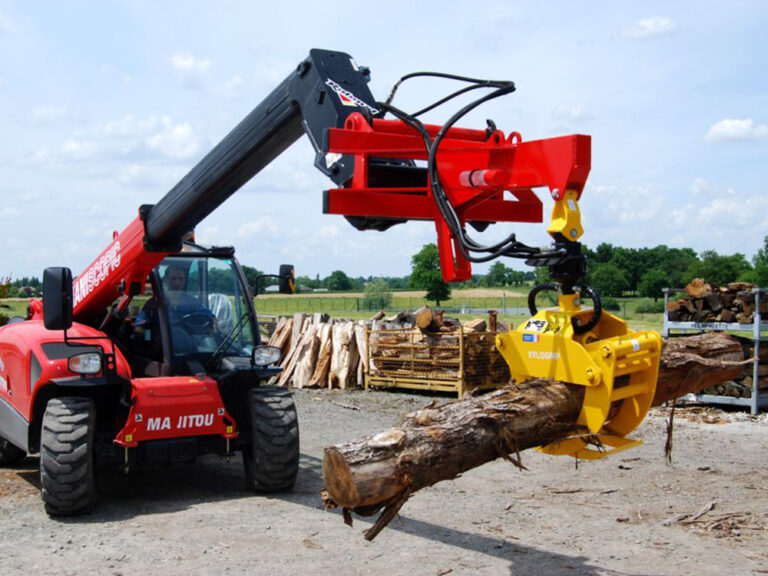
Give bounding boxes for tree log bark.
[322,332,751,540]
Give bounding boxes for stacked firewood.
[265,307,506,390]
[700,339,767,398]
[666,279,764,324]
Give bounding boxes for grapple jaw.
[495,293,661,459]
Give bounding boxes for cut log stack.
[699,339,767,399]
[264,307,505,391]
[665,278,765,399]
[666,279,764,324]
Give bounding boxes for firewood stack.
[264,307,508,391]
[666,279,764,324]
[699,339,767,398]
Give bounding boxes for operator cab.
[121,244,261,377]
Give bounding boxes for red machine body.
[325,114,591,281]
[114,375,236,448]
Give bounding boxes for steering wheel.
[179,311,216,334]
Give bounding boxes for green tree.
[683,250,751,286]
[363,278,392,311]
[638,268,668,301]
[241,265,273,294]
[484,261,511,287]
[752,236,768,286]
[325,270,352,291]
[589,263,629,297]
[409,243,451,307]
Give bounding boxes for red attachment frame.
[325,113,591,282]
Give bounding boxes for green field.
[0,294,665,333]
[253,293,665,332]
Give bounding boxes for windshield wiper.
[206,312,249,369]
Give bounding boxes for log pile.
[666,279,765,324]
[699,338,767,398]
[265,308,501,390]
[322,332,753,540]
[665,279,765,399]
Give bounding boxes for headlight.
[252,345,281,367]
[68,352,102,375]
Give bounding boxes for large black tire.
[0,436,25,466]
[40,397,96,516]
[242,387,299,492]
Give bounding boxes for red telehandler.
[0,49,659,515]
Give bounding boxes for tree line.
[3,237,766,303]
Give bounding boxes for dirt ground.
[1,389,767,576]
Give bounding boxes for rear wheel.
[40,397,96,516]
[0,436,25,466]
[243,387,299,492]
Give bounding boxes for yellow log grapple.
[495,189,662,459]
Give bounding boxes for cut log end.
[322,448,360,509]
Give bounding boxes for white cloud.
[689,177,735,197]
[145,119,203,159]
[196,226,220,245]
[588,184,665,224]
[116,164,186,189]
[1,206,20,218]
[61,137,97,160]
[106,115,166,136]
[237,217,278,238]
[623,17,677,39]
[168,53,211,90]
[34,115,208,166]
[168,53,211,73]
[706,118,768,142]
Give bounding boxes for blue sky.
[1,1,767,280]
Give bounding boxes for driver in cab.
[135,263,216,346]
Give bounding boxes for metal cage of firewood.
[365,328,511,398]
[664,286,767,414]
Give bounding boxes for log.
[414,306,434,330]
[354,322,368,387]
[322,332,750,540]
[329,322,359,389]
[309,323,334,388]
[292,325,321,389]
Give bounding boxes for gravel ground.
[1,389,767,576]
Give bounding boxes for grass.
[0,294,666,333]
[0,298,31,320]
[255,294,665,332]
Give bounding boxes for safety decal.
[524,319,548,333]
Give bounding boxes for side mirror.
[278,264,295,295]
[43,267,73,331]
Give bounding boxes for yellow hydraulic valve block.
[495,294,661,459]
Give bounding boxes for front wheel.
[40,397,96,516]
[242,387,299,492]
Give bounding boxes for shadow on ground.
[6,453,645,576]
